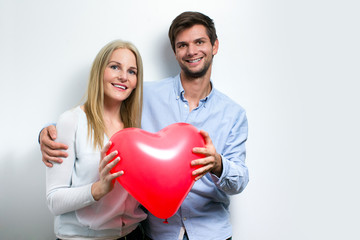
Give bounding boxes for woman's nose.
[118,71,128,82]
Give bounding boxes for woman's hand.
[91,141,123,201]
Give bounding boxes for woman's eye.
[129,70,137,75]
[110,65,119,70]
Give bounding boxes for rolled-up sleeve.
[211,110,249,195]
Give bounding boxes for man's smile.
[186,57,203,63]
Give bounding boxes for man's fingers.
[193,168,209,181]
[192,164,212,176]
[42,146,68,158]
[195,173,206,181]
[199,130,212,144]
[41,147,64,167]
[192,147,208,155]
[43,154,64,164]
[42,157,53,167]
[42,155,63,167]
[191,156,213,166]
[40,126,68,151]
[191,156,216,180]
[45,140,68,151]
[48,125,58,140]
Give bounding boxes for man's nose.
[187,43,197,56]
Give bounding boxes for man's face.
[174,24,218,79]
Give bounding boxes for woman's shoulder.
[57,106,85,131]
[58,105,83,119]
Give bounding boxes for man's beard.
[181,57,213,79]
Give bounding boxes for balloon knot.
[163,219,169,224]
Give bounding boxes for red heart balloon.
[107,123,205,219]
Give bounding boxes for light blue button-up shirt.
[142,75,249,240]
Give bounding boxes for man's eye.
[197,41,204,45]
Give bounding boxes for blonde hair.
[84,40,143,150]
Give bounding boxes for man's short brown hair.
[168,11,218,52]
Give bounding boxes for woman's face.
[103,48,137,104]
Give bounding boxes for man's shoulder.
[143,76,177,99]
[212,88,246,113]
[144,76,175,90]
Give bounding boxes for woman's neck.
[103,100,123,137]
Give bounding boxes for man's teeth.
[113,84,126,90]
[188,58,201,63]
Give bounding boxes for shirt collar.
[173,74,214,103]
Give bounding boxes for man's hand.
[191,130,223,181]
[40,125,68,167]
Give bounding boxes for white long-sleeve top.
[46,106,147,239]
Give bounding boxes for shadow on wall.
[60,65,89,112]
[0,148,55,240]
[157,34,180,80]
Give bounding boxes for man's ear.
[212,39,219,56]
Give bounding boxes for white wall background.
[1,0,359,239]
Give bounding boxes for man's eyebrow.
[176,41,187,46]
[176,37,208,45]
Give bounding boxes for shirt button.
[183,217,187,221]
[184,104,187,108]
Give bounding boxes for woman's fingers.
[100,150,118,169]
[100,141,112,158]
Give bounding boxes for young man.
[40,12,249,240]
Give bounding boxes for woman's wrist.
[91,182,104,201]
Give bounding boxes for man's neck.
[180,71,212,112]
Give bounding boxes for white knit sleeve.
[46,108,96,216]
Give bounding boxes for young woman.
[46,40,146,240]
